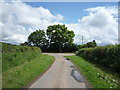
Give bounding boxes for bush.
[2,43,41,53]
[2,42,42,71]
[78,40,97,49]
[76,44,120,72]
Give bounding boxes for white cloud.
[1,1,118,45]
[66,6,118,45]
[1,1,64,44]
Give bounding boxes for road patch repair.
[29,53,86,88]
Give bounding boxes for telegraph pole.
[82,36,83,45]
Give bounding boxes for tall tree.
[46,24,75,52]
[28,30,47,47]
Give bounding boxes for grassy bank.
[2,43,55,88]
[65,55,120,88]
[76,45,120,72]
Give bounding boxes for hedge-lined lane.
[76,45,120,72]
[66,55,119,88]
[2,43,55,88]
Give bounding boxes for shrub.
[76,45,120,72]
[2,42,42,71]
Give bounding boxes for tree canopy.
[25,24,97,52]
[46,24,75,52]
[27,24,76,52]
[28,30,47,47]
[78,40,97,49]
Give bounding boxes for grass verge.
[65,55,120,88]
[3,54,55,88]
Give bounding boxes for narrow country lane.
[29,53,86,88]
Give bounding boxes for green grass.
[0,50,1,88]
[2,42,55,88]
[2,42,42,71]
[2,51,42,71]
[3,54,55,88]
[65,55,120,88]
[76,44,120,72]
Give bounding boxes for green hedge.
[2,43,41,53]
[76,45,120,72]
[2,42,42,71]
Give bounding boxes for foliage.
[2,42,41,53]
[3,54,54,88]
[2,42,42,71]
[65,55,120,88]
[20,42,30,46]
[28,30,47,47]
[25,24,98,52]
[76,44,120,72]
[27,24,76,52]
[2,42,55,88]
[78,40,97,49]
[46,24,75,52]
[62,43,79,52]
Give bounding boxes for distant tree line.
[78,40,97,49]
[21,24,97,52]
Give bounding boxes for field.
[66,55,120,88]
[2,43,55,88]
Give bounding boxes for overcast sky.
[1,0,118,45]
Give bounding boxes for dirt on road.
[29,53,87,88]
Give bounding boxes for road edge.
[23,57,55,88]
[65,57,93,88]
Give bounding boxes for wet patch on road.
[71,69,84,82]
[66,58,70,60]
[70,65,75,68]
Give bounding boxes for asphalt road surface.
[29,53,86,88]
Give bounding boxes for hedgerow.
[76,45,120,72]
[2,42,42,71]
